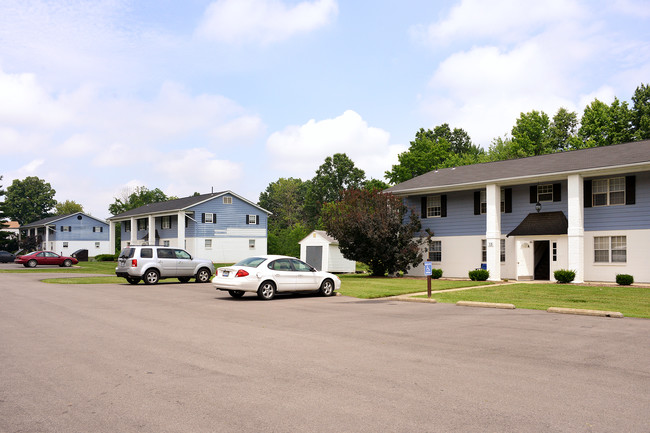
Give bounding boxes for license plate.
[222,271,229,277]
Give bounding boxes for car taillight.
[235,269,249,277]
[131,259,137,267]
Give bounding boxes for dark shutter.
[421,197,427,218]
[474,191,481,215]
[61,226,64,232]
[530,186,537,203]
[213,213,217,223]
[440,195,447,218]
[584,180,592,208]
[245,215,249,224]
[553,183,561,202]
[505,188,512,213]
[256,215,260,225]
[202,213,206,223]
[626,176,636,205]
[100,227,103,232]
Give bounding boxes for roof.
[507,211,568,237]
[386,140,650,195]
[21,212,107,228]
[107,190,271,220]
[300,230,338,244]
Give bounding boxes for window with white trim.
[223,196,232,204]
[594,236,626,263]
[163,240,170,247]
[537,184,554,202]
[161,216,171,229]
[95,242,100,248]
[137,219,147,231]
[480,189,506,214]
[592,177,625,206]
[205,239,212,249]
[249,239,255,249]
[63,242,68,248]
[428,241,441,262]
[62,226,71,232]
[93,226,103,233]
[248,215,258,225]
[204,213,214,223]
[482,239,506,262]
[427,195,441,218]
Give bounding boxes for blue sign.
[424,261,433,276]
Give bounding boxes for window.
[63,242,69,248]
[95,242,100,248]
[537,184,554,202]
[137,219,148,231]
[427,195,441,218]
[482,239,506,262]
[223,196,232,204]
[249,239,255,249]
[247,215,259,225]
[428,241,441,262]
[93,226,103,233]
[592,178,625,206]
[156,249,174,259]
[205,239,212,249]
[480,189,506,214]
[553,242,557,261]
[124,221,131,232]
[269,258,292,271]
[594,236,626,263]
[174,249,191,260]
[161,216,171,229]
[61,226,71,232]
[163,240,170,247]
[204,213,214,223]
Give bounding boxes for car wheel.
[195,268,211,283]
[126,277,140,285]
[228,290,245,298]
[27,259,37,268]
[319,279,335,296]
[257,281,276,300]
[143,269,160,285]
[178,277,191,283]
[62,259,72,267]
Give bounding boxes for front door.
[534,241,550,280]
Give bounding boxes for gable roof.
[300,230,338,244]
[108,190,271,220]
[507,211,568,237]
[386,140,650,195]
[21,212,107,228]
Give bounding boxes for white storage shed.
[299,230,356,273]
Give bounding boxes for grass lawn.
[420,283,650,318]
[338,274,492,299]
[1,261,233,277]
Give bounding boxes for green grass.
[338,274,492,299]
[420,283,650,318]
[0,261,117,274]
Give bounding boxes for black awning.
[507,211,568,237]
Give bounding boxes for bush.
[468,269,489,281]
[94,254,117,262]
[431,268,443,279]
[554,269,576,284]
[616,274,634,286]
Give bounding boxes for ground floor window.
[594,236,626,263]
[205,239,212,249]
[482,239,506,262]
[163,240,170,247]
[95,242,100,248]
[428,241,441,262]
[249,239,255,249]
[63,242,68,248]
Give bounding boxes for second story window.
[537,184,554,202]
[124,221,131,232]
[480,189,506,214]
[161,216,172,229]
[593,177,625,206]
[223,196,232,204]
[427,196,441,217]
[137,219,147,231]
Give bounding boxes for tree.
[509,110,551,157]
[109,186,173,215]
[258,178,308,231]
[55,200,84,215]
[304,154,366,226]
[0,176,19,251]
[547,108,581,151]
[321,189,428,276]
[385,125,482,184]
[364,178,390,192]
[578,98,634,147]
[267,223,310,257]
[631,83,650,140]
[4,177,57,225]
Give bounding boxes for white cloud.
[267,110,405,180]
[196,0,338,44]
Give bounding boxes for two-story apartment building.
[20,213,111,256]
[107,191,271,263]
[386,140,650,283]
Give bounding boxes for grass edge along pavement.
[415,283,650,319]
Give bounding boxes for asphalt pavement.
[1,271,649,432]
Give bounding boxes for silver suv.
[116,246,215,285]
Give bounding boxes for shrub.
[554,269,576,284]
[94,254,117,262]
[616,274,634,286]
[431,268,443,279]
[468,269,489,281]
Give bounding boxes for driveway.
[1,272,648,432]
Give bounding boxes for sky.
[1,0,649,220]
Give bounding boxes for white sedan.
[213,255,342,300]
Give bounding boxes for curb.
[456,301,515,309]
[547,307,624,318]
[397,297,437,304]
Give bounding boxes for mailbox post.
[424,261,433,298]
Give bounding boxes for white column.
[45,225,49,246]
[485,184,501,281]
[567,174,585,283]
[148,215,155,246]
[130,217,136,245]
[109,221,116,253]
[177,211,185,249]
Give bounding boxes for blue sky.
[1,0,649,219]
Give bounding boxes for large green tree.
[322,189,428,276]
[631,83,650,140]
[0,176,18,251]
[385,124,482,184]
[109,186,174,215]
[55,200,85,215]
[258,178,308,230]
[509,110,551,157]
[578,98,634,148]
[4,176,57,225]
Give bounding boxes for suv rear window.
[141,248,153,258]
[119,248,135,259]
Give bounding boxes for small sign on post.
[424,261,433,298]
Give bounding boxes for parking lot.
[1,271,649,432]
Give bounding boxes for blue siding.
[52,214,108,241]
[585,171,650,230]
[186,194,268,238]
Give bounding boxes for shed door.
[306,246,323,271]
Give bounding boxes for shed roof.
[386,140,650,195]
[300,230,338,244]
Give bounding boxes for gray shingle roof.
[386,140,650,195]
[21,212,106,228]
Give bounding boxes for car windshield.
[234,257,266,268]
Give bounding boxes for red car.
[14,251,78,268]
